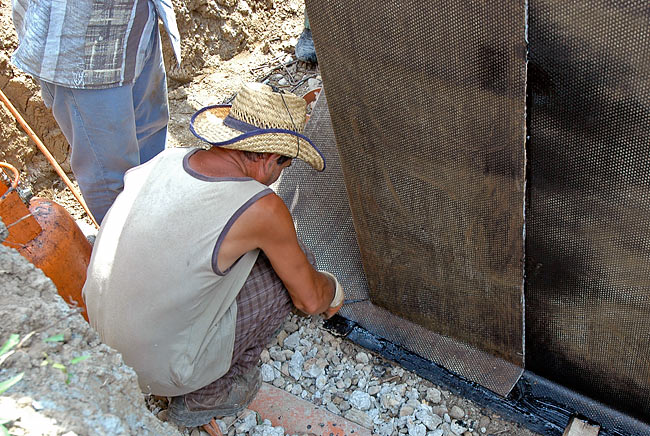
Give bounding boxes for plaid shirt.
[11,0,180,89]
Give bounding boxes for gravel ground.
[147,313,540,436]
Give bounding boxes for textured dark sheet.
[305,0,527,366]
[277,93,524,396]
[525,0,650,423]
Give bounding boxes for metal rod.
[0,87,99,228]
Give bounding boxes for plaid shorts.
[181,244,316,411]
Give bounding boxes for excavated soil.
[0,232,183,436]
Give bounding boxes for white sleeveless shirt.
[83,148,271,396]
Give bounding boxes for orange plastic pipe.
[0,87,98,228]
[0,162,20,190]
[23,198,92,321]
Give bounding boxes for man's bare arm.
[219,192,341,316]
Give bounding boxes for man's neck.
[188,147,251,179]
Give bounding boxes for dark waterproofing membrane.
[526,0,650,423]
[281,0,650,428]
[278,0,528,395]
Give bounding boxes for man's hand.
[319,270,344,319]
[322,300,343,319]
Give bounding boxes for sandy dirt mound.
[163,0,304,81]
[0,221,182,436]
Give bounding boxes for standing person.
[295,11,317,63]
[11,0,181,224]
[83,83,344,434]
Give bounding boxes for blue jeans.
[40,30,169,224]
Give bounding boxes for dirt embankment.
[0,218,183,435]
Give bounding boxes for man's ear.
[268,153,284,166]
[259,153,278,171]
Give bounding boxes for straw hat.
[190,82,325,171]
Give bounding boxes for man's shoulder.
[248,190,287,213]
[240,190,292,230]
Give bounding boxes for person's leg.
[38,28,167,224]
[168,245,317,426]
[132,28,169,164]
[191,243,316,401]
[168,252,292,427]
[295,11,317,63]
[40,81,140,224]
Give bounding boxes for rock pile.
[183,313,536,436]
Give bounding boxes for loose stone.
[357,377,367,389]
[288,350,304,380]
[450,420,467,435]
[406,399,421,410]
[377,420,395,436]
[276,330,288,347]
[355,352,369,364]
[394,384,407,396]
[269,348,285,362]
[450,405,465,420]
[426,387,442,404]
[306,363,323,378]
[326,401,341,415]
[344,409,373,428]
[284,321,299,333]
[251,424,285,436]
[261,363,275,382]
[399,405,415,417]
[307,78,321,89]
[407,422,426,436]
[432,405,447,417]
[283,332,301,350]
[416,409,442,431]
[235,412,258,433]
[272,376,285,388]
[380,392,402,411]
[349,390,372,410]
[315,375,328,390]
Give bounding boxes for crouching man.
[83,83,343,434]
